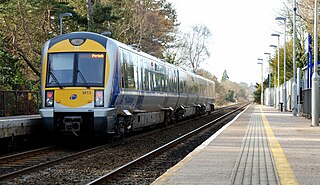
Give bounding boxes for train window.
[132,54,139,89]
[170,70,175,93]
[144,69,150,90]
[77,53,105,86]
[122,52,128,88]
[154,72,160,92]
[139,57,144,90]
[179,80,184,94]
[122,52,135,89]
[164,79,168,92]
[174,70,178,93]
[119,49,125,88]
[47,53,74,86]
[152,72,158,91]
[148,71,151,90]
[46,52,105,87]
[158,64,167,92]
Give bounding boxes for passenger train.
[40,32,215,136]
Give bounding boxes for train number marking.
[82,91,92,95]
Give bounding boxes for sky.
[168,0,287,85]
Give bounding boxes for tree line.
[254,0,317,103]
[0,0,180,90]
[0,0,250,105]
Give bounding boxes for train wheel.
[114,122,125,141]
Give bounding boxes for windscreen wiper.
[76,69,90,89]
[49,70,63,89]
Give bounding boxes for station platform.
[0,115,41,139]
[152,104,320,185]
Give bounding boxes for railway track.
[0,146,56,177]
[87,102,249,184]
[0,103,249,184]
[0,143,115,181]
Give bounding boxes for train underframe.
[41,104,215,137]
[111,103,215,137]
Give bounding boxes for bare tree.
[175,24,212,73]
[106,0,177,58]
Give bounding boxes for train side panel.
[40,31,216,136]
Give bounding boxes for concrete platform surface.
[152,104,320,185]
[0,115,41,139]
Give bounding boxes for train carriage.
[40,32,215,136]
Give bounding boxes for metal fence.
[264,78,295,111]
[300,88,320,118]
[264,82,320,118]
[301,89,311,118]
[0,90,40,117]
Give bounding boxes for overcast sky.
[168,0,287,85]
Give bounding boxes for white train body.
[39,32,215,136]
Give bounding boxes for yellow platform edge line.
[260,106,298,185]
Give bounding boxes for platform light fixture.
[312,0,319,126]
[59,13,73,35]
[257,58,264,106]
[292,0,298,116]
[275,16,287,112]
[269,45,277,108]
[264,52,272,106]
[271,34,281,111]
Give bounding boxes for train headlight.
[95,90,104,107]
[45,90,54,107]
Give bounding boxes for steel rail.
[87,102,250,185]
[0,146,55,161]
[0,102,248,182]
[0,143,114,181]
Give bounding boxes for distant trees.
[0,37,25,90]
[252,0,311,103]
[197,69,250,106]
[100,0,178,58]
[0,0,252,101]
[0,0,89,89]
[253,83,261,104]
[221,70,229,81]
[170,24,212,73]
[220,79,248,103]
[263,0,308,88]
[0,0,178,90]
[299,0,317,33]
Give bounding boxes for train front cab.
[39,32,115,136]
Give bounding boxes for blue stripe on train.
[110,59,119,107]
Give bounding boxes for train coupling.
[63,116,82,132]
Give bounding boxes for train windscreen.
[46,52,105,87]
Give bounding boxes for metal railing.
[301,89,311,118]
[300,88,320,118]
[0,90,40,117]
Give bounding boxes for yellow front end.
[40,32,113,135]
[54,89,94,108]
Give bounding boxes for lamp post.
[276,16,287,112]
[312,0,319,126]
[271,33,281,111]
[270,44,277,108]
[292,0,298,116]
[59,13,72,35]
[264,52,271,106]
[258,58,264,105]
